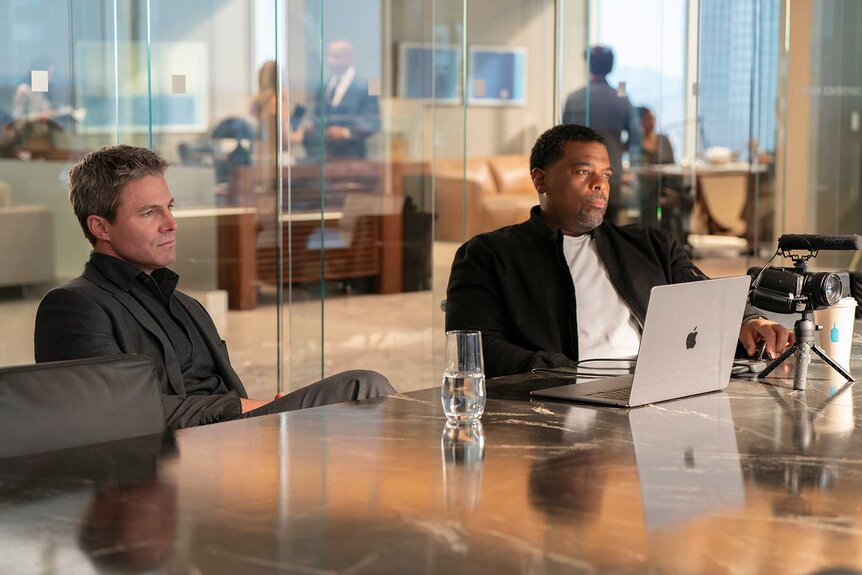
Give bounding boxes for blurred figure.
[250,60,302,159]
[12,59,82,129]
[7,59,82,159]
[563,46,640,223]
[637,106,692,251]
[12,61,54,121]
[639,107,674,165]
[302,40,380,159]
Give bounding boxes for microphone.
[777,234,862,251]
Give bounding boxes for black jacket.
[34,261,247,429]
[445,206,758,377]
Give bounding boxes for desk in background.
[230,160,430,300]
[636,162,770,243]
[4,327,862,573]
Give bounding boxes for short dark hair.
[69,145,169,246]
[588,46,615,76]
[530,124,606,172]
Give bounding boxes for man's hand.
[239,398,271,413]
[239,392,290,414]
[739,318,794,359]
[325,126,351,140]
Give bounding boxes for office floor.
[0,242,761,399]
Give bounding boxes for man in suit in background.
[302,39,380,159]
[563,46,641,224]
[35,145,395,429]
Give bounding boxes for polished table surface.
[4,339,862,573]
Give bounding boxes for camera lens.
[804,272,843,309]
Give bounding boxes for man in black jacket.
[35,145,395,429]
[445,124,791,377]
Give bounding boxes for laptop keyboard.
[584,388,631,401]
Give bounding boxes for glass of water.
[442,330,486,423]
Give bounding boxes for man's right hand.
[239,398,271,413]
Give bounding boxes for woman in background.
[637,106,692,252]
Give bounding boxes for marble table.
[3,343,862,573]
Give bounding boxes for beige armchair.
[434,155,537,242]
[0,181,54,287]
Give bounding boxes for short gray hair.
[69,145,169,245]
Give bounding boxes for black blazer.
[34,262,247,429]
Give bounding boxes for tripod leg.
[811,345,854,382]
[758,343,798,378]
[793,341,811,391]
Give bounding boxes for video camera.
[746,234,860,315]
[746,266,847,314]
[749,234,861,390]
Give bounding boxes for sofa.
[434,155,537,242]
[0,181,55,288]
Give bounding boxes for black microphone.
[777,234,862,251]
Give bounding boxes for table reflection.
[4,359,862,573]
[441,421,485,510]
[753,381,856,520]
[0,433,177,573]
[79,481,177,573]
[630,393,745,531]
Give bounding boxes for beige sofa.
[434,155,537,242]
[0,181,55,287]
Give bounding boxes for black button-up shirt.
[89,253,241,423]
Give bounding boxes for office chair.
[0,354,166,458]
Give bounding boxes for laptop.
[531,276,751,407]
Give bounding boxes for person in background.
[250,60,303,158]
[637,106,692,251]
[563,46,641,224]
[12,60,54,121]
[302,40,380,159]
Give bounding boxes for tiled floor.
[0,242,760,399]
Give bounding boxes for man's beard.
[576,191,607,230]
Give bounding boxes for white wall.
[387,0,566,159]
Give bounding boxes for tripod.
[758,309,854,390]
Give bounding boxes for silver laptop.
[531,276,751,407]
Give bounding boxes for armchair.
[434,155,536,242]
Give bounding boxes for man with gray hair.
[35,145,395,429]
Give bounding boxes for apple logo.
[686,326,698,350]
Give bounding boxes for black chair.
[0,354,165,458]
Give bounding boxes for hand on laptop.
[739,318,793,360]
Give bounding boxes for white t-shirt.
[562,233,641,360]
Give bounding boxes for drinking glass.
[442,330,486,422]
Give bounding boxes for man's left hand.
[739,318,794,359]
[325,126,351,140]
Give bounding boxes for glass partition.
[0,0,859,394]
[579,0,688,237]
